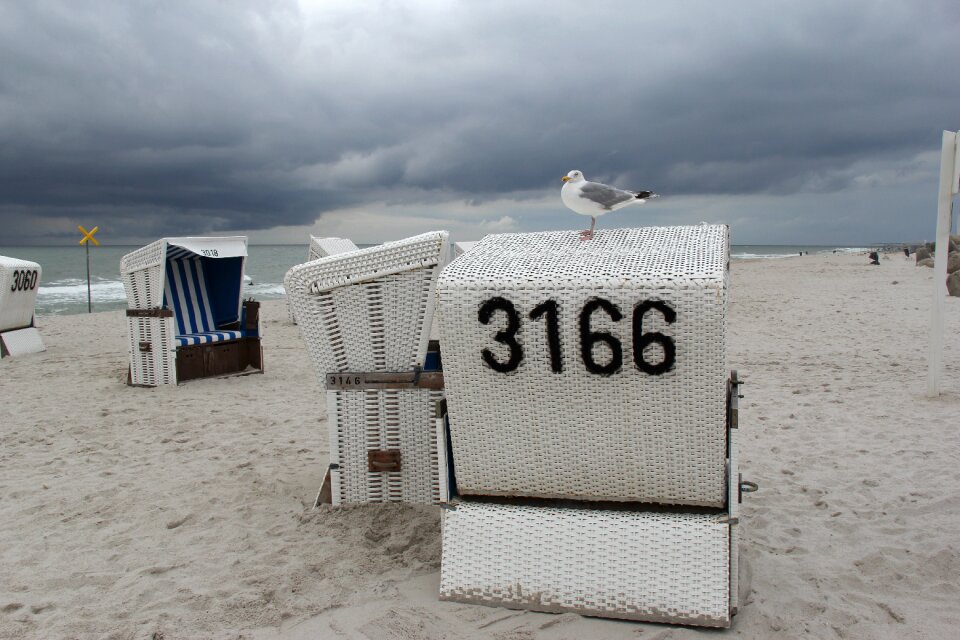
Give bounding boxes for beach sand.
[1,252,958,639]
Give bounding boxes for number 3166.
[477,296,677,376]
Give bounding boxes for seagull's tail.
[634,191,659,200]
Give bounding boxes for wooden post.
[77,225,99,314]
[927,131,958,397]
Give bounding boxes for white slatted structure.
[289,236,361,324]
[328,387,443,504]
[285,231,449,504]
[437,225,730,506]
[0,255,45,358]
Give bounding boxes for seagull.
[561,170,658,240]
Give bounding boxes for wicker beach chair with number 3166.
[284,231,449,506]
[435,225,757,628]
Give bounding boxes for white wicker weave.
[439,500,733,627]
[328,388,443,505]
[289,236,362,324]
[285,231,449,374]
[436,225,730,507]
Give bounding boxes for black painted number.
[529,299,562,373]
[478,297,523,373]
[580,298,623,376]
[633,301,677,375]
[478,296,677,377]
[10,269,38,292]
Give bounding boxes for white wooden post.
[927,130,959,397]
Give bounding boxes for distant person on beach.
[903,247,910,258]
[869,251,880,265]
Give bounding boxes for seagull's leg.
[580,216,595,241]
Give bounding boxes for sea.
[1,244,872,316]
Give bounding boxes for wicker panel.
[328,388,443,505]
[285,231,448,375]
[127,316,176,386]
[440,500,732,627]
[436,226,729,506]
[289,237,362,323]
[120,240,166,309]
[0,256,42,333]
[0,327,45,357]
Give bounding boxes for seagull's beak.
[561,176,570,182]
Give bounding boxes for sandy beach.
[1,251,958,639]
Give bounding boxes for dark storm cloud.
[1,0,958,243]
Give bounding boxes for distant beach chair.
[0,255,45,357]
[120,237,264,386]
[452,241,478,260]
[285,231,449,505]
[434,226,754,627]
[288,236,360,324]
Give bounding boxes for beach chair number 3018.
[10,269,39,292]
[478,296,676,376]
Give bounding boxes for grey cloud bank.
[1,0,957,245]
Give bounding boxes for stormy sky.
[1,0,958,246]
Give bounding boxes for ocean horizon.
[2,242,879,316]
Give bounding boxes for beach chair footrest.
[175,337,263,383]
[440,499,736,627]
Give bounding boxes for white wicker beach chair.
[288,236,361,324]
[0,255,45,357]
[452,241,478,260]
[434,225,751,626]
[285,231,449,505]
[120,237,264,386]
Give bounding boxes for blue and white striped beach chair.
[121,237,264,386]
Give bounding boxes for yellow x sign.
[78,225,100,246]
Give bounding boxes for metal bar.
[86,242,92,313]
[324,371,444,390]
[125,308,173,318]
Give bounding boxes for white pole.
[926,130,957,397]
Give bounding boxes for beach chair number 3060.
[478,296,676,376]
[10,269,39,292]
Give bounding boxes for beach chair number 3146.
[478,296,676,376]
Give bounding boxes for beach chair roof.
[164,236,248,260]
[120,236,248,312]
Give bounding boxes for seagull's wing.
[578,182,637,210]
